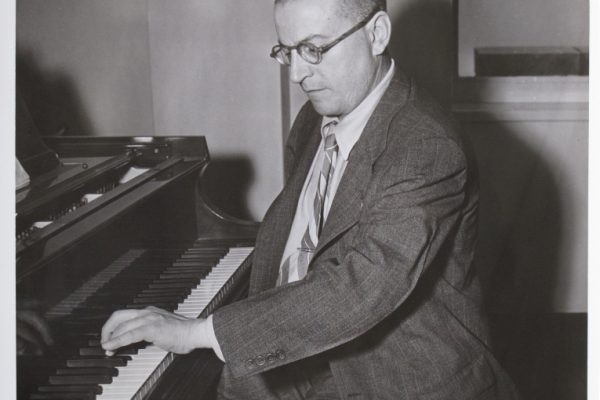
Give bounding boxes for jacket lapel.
[253,71,411,289]
[251,119,322,291]
[313,72,411,259]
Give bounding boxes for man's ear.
[369,11,392,56]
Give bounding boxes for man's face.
[274,0,380,117]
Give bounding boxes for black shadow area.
[464,116,586,400]
[201,156,256,221]
[17,49,95,136]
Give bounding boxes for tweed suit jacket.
[213,71,519,399]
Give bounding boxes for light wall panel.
[16,0,155,136]
[147,0,283,220]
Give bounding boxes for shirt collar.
[322,60,395,161]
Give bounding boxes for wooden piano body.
[16,136,258,400]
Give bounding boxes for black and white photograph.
[5,0,595,399]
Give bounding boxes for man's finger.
[101,309,145,344]
[107,314,154,344]
[102,326,151,352]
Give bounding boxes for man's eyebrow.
[279,34,328,46]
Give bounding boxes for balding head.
[337,0,387,22]
[275,0,386,24]
[273,0,392,117]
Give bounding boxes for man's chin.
[308,98,340,118]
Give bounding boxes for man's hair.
[275,0,387,23]
[336,0,386,22]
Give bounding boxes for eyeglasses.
[270,8,381,66]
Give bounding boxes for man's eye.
[301,44,318,55]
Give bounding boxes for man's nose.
[288,50,312,85]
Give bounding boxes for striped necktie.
[277,122,338,285]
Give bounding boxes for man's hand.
[101,306,211,355]
[17,309,55,356]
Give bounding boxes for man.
[102,0,520,398]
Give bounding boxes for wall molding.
[453,76,589,103]
[452,101,588,122]
[452,76,589,122]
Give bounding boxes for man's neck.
[334,55,393,121]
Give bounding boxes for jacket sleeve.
[213,131,469,379]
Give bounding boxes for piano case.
[16,136,258,400]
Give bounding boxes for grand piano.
[16,133,259,400]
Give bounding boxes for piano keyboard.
[97,247,253,400]
[23,241,253,400]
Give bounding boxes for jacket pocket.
[419,355,496,400]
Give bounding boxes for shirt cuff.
[206,314,225,362]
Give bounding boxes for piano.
[16,135,259,400]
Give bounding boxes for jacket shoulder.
[389,83,462,147]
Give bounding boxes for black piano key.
[180,252,223,257]
[148,281,197,290]
[96,279,159,288]
[158,269,211,276]
[186,256,224,261]
[38,385,102,394]
[123,304,150,310]
[58,334,101,349]
[49,374,113,385]
[79,347,109,357]
[83,343,142,357]
[125,302,178,310]
[30,392,96,400]
[137,287,192,296]
[162,263,213,270]
[67,357,129,368]
[79,291,135,300]
[132,295,185,304]
[64,332,101,339]
[61,312,114,322]
[171,262,219,268]
[107,270,165,278]
[95,280,185,291]
[77,342,145,357]
[56,367,118,377]
[116,346,141,356]
[158,272,208,280]
[80,300,131,310]
[173,261,217,267]
[187,246,228,251]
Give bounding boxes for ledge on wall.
[452,76,589,122]
[474,46,589,77]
